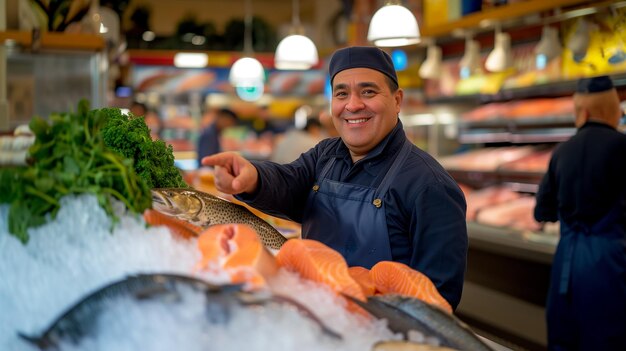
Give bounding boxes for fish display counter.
[0,104,514,351]
[456,222,556,350]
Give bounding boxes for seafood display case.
[434,73,626,349]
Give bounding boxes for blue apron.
[301,140,412,268]
[546,201,626,351]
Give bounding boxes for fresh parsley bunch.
[1,100,152,243]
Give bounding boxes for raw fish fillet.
[464,186,521,221]
[276,239,366,302]
[370,261,452,314]
[197,223,278,289]
[348,266,376,297]
[475,196,542,232]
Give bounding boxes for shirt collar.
[579,121,616,131]
[330,120,406,173]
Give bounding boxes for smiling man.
[202,46,468,310]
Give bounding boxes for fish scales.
[346,294,493,351]
[19,274,242,349]
[370,294,492,351]
[151,188,288,250]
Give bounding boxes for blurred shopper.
[202,46,467,310]
[534,75,626,351]
[270,118,324,164]
[196,108,239,167]
[318,108,339,137]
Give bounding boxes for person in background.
[196,108,239,167]
[129,101,162,140]
[318,108,339,138]
[270,117,324,164]
[534,75,626,351]
[129,101,147,118]
[144,108,163,140]
[202,46,468,309]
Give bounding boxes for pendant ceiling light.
[229,0,265,100]
[367,3,420,47]
[418,42,442,79]
[274,0,319,70]
[535,25,562,69]
[485,26,513,73]
[459,38,481,79]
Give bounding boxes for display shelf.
[467,222,557,265]
[458,115,576,144]
[421,0,599,38]
[459,127,576,144]
[0,31,104,51]
[426,73,626,105]
[448,168,545,190]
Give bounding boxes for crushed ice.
[0,195,399,351]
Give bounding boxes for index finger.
[201,152,235,168]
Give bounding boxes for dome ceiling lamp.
[274,0,319,70]
[367,1,420,47]
[229,0,265,100]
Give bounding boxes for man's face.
[331,68,403,161]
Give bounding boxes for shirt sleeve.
[235,143,323,222]
[534,158,559,223]
[408,182,468,310]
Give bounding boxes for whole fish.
[372,340,457,351]
[348,295,493,351]
[19,273,243,350]
[150,188,288,250]
[20,273,340,350]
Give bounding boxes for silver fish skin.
[351,295,494,351]
[151,188,288,250]
[19,274,243,350]
[372,340,457,351]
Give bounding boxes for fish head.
[151,188,203,219]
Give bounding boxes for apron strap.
[313,157,336,191]
[372,140,413,207]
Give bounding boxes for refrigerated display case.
[0,31,107,132]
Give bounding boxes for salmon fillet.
[348,266,376,297]
[275,239,366,302]
[370,261,452,313]
[143,209,202,239]
[197,223,278,289]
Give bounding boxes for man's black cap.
[329,46,398,86]
[576,75,615,94]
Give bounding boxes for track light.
[535,25,562,69]
[486,28,513,72]
[460,38,481,79]
[419,43,442,79]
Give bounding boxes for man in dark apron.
[534,75,626,350]
[203,46,468,310]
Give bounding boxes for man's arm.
[534,161,559,223]
[409,182,468,310]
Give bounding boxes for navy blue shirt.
[236,121,468,309]
[535,122,626,227]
